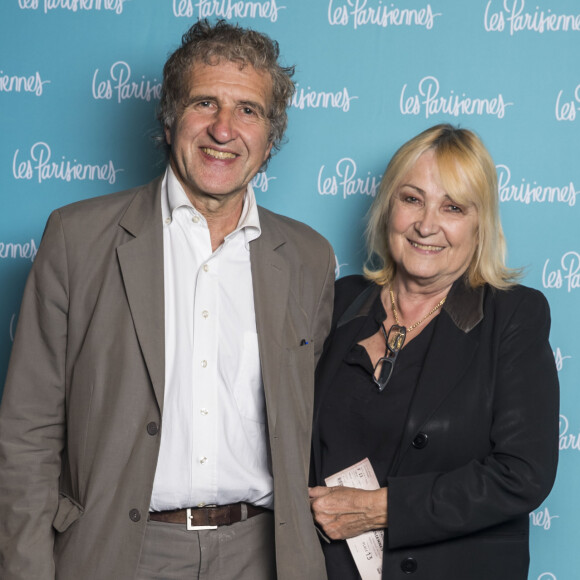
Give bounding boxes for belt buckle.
[186,507,218,531]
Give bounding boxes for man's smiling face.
[165,59,273,206]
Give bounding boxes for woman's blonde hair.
[364,124,520,289]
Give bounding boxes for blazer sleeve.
[387,288,560,548]
[0,210,69,579]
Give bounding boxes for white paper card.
[324,458,384,580]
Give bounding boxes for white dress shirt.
[150,166,273,511]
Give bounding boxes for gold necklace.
[389,288,446,333]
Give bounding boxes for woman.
[309,124,559,580]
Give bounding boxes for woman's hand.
[308,485,388,540]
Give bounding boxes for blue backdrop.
[1,2,578,578]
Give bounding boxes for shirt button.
[192,215,200,223]
[200,456,208,464]
[200,408,209,415]
[164,217,171,225]
[201,360,207,368]
[202,310,209,319]
[197,502,206,507]
[203,264,209,272]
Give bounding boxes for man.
[0,20,334,580]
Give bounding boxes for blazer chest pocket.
[52,493,84,533]
[284,342,315,395]
[285,341,314,369]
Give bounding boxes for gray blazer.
[0,177,334,580]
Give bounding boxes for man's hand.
[308,485,388,540]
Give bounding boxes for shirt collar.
[231,181,261,247]
[161,165,262,246]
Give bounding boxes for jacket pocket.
[285,341,314,368]
[52,493,84,532]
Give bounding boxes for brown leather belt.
[149,503,268,530]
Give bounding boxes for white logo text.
[529,507,559,531]
[13,142,122,185]
[484,0,580,35]
[400,76,513,120]
[328,0,440,30]
[318,158,381,200]
[292,84,358,113]
[0,240,38,262]
[92,62,161,103]
[559,414,580,451]
[0,71,50,96]
[497,165,579,207]
[542,252,580,292]
[172,0,284,22]
[18,0,127,14]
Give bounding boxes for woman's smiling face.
[388,149,479,289]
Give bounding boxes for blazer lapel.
[311,314,368,483]
[313,286,379,426]
[312,284,381,483]
[392,282,485,472]
[250,210,290,434]
[117,178,165,412]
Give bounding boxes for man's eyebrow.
[182,95,268,117]
[183,95,215,106]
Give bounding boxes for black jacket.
[312,275,559,580]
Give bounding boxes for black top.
[317,290,435,580]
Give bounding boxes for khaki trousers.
[136,511,276,580]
